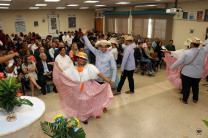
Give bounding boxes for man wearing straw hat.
[114,35,135,95]
[82,26,117,88]
[170,37,208,104]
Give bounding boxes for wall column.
[128,11,133,35]
[103,16,106,34]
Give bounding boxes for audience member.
[55,47,74,71]
[36,53,57,95]
[22,55,43,96]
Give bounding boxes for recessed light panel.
[29,7,39,9]
[116,2,130,4]
[56,7,65,9]
[67,4,79,6]
[95,5,106,7]
[84,1,99,3]
[44,0,60,2]
[35,4,47,6]
[0,3,10,6]
[80,7,89,9]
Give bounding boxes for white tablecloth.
[0,96,45,138]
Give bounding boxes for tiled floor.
[29,69,208,138]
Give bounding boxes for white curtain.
[115,17,128,34]
[153,19,167,40]
[106,17,115,33]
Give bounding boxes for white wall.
[168,0,208,49]
[0,9,95,37]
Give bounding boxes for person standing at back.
[114,35,135,95]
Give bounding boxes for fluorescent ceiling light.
[0,3,10,6]
[0,6,9,9]
[29,7,39,9]
[35,4,47,6]
[95,5,106,7]
[44,0,60,2]
[116,2,130,4]
[84,1,99,3]
[67,4,79,6]
[135,5,156,7]
[0,0,12,1]
[146,5,156,7]
[56,7,65,9]
[80,7,89,9]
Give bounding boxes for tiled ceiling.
[0,0,202,9]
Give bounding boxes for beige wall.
[0,9,95,37]
[168,0,208,49]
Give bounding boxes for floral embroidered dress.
[53,63,114,121]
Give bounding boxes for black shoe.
[41,88,46,95]
[53,87,58,93]
[83,120,88,125]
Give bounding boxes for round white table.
[0,96,45,138]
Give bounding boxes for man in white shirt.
[49,42,57,60]
[31,42,42,54]
[62,32,68,43]
[66,33,74,46]
[55,47,74,71]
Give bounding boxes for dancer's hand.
[121,71,124,76]
[110,81,114,88]
[82,25,88,36]
[105,77,111,83]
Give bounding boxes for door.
[95,18,103,33]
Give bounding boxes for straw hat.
[184,37,203,46]
[109,38,118,45]
[95,40,111,47]
[124,35,134,41]
[76,52,87,60]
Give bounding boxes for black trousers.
[38,75,55,90]
[181,74,201,102]
[117,70,134,92]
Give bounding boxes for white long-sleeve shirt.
[55,54,74,71]
[49,48,57,59]
[83,36,117,82]
[170,43,208,78]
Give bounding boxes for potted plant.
[41,115,86,138]
[0,76,33,121]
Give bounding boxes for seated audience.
[69,43,79,64]
[55,47,74,71]
[36,53,57,95]
[49,42,57,61]
[142,38,149,49]
[22,55,43,96]
[19,42,33,59]
[152,38,159,50]
[134,42,154,75]
[34,46,52,62]
[23,49,37,63]
[166,40,175,51]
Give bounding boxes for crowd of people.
[1,26,207,124]
[0,28,178,96]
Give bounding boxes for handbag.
[180,49,200,79]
